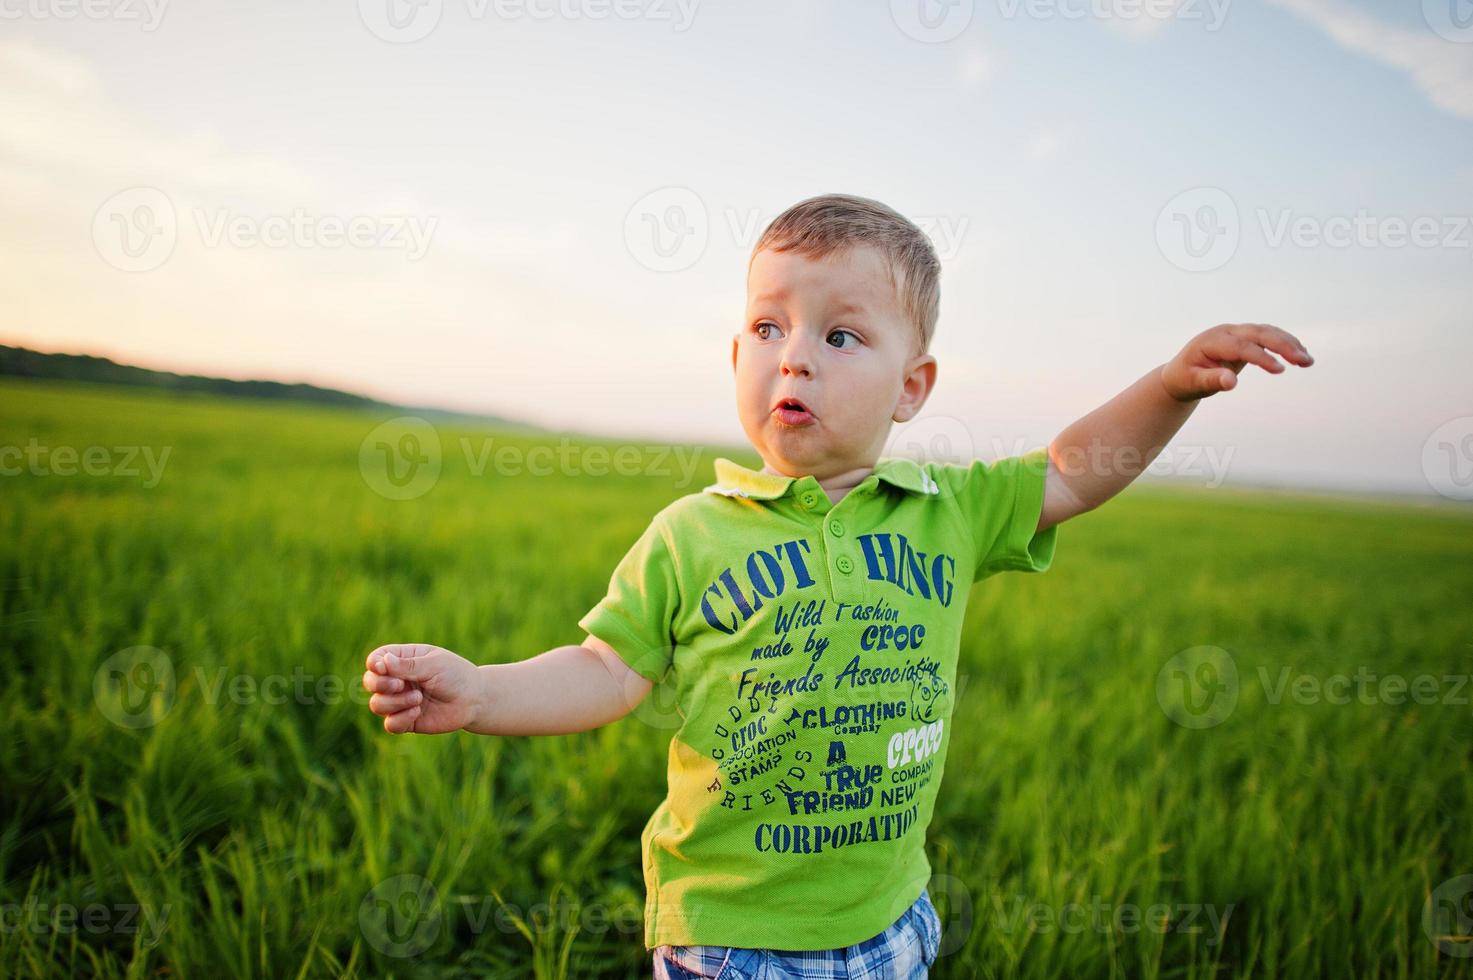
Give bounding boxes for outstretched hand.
[362,643,481,734]
[1161,323,1314,402]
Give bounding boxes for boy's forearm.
[464,644,640,736]
[1046,362,1197,513]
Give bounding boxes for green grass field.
[2,377,1471,979]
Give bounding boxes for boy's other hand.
[1161,323,1314,402]
[363,643,480,734]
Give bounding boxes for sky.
[2,0,1471,497]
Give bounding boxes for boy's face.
[733,244,937,480]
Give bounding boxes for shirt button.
[836,555,854,574]
[800,492,818,508]
[828,519,844,536]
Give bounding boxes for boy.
[361,194,1313,978]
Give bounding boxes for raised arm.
[1038,323,1314,532]
[363,636,653,736]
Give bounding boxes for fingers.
[370,689,423,715]
[1201,330,1281,374]
[362,669,405,695]
[383,704,422,734]
[365,645,430,733]
[1222,323,1314,367]
[366,645,425,681]
[1222,336,1285,374]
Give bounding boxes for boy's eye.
[752,322,858,347]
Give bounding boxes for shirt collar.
[702,456,941,500]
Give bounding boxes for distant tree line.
[0,343,390,409]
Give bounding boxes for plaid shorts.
[652,887,942,979]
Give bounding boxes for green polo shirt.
[577,447,1058,950]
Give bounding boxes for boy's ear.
[731,334,739,373]
[892,353,938,423]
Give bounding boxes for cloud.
[959,49,998,92]
[0,39,313,197]
[1267,0,1473,121]
[1022,124,1075,161]
[0,37,616,420]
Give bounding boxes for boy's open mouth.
[771,396,816,427]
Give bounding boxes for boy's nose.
[780,355,814,379]
[779,335,817,378]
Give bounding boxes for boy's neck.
[760,460,875,505]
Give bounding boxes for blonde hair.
[749,193,941,356]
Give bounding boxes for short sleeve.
[577,516,681,684]
[939,446,1059,582]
